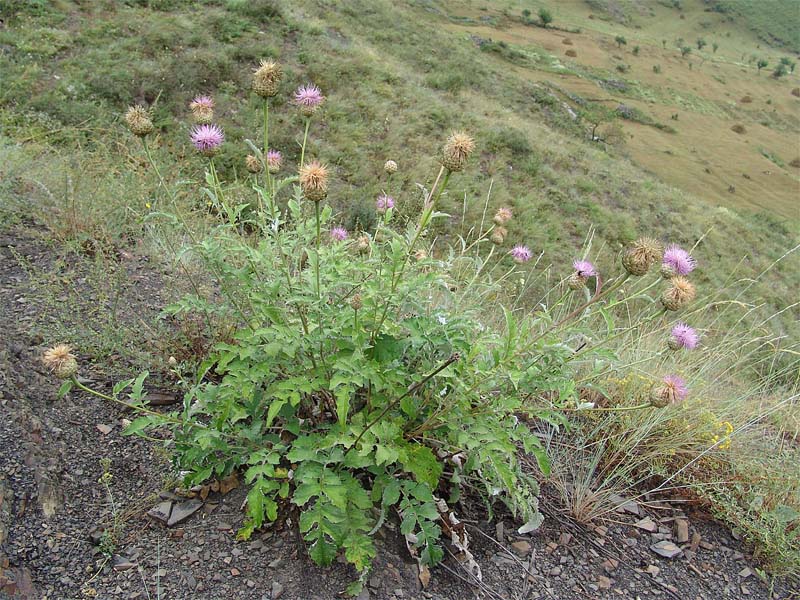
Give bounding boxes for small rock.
[634,517,658,532]
[230,568,240,576]
[597,576,612,590]
[674,519,689,543]
[96,424,113,435]
[739,567,753,579]
[112,556,137,571]
[650,540,682,559]
[646,565,660,576]
[558,532,573,546]
[271,580,284,599]
[167,499,203,526]
[511,540,532,556]
[610,494,641,516]
[549,566,562,576]
[147,501,173,524]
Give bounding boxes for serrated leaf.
[122,416,156,437]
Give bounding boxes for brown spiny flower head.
[299,160,329,202]
[356,234,370,253]
[189,95,214,124]
[441,131,475,172]
[490,226,507,245]
[493,207,513,226]
[43,344,78,380]
[350,294,363,311]
[384,160,398,175]
[622,237,662,276]
[245,154,263,174]
[253,59,282,98]
[661,276,696,311]
[567,272,587,290]
[124,105,154,137]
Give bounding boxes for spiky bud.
[253,59,282,98]
[661,276,696,311]
[245,155,263,174]
[43,344,78,380]
[350,294,363,311]
[124,106,153,137]
[441,131,475,172]
[490,226,507,245]
[384,160,398,175]
[493,207,513,226]
[567,272,587,290]
[299,160,329,203]
[659,263,677,279]
[267,149,282,174]
[622,238,662,276]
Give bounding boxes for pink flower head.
[189,95,214,110]
[670,322,699,350]
[190,124,224,154]
[662,374,688,402]
[267,149,282,172]
[294,84,324,115]
[376,194,395,214]
[511,245,532,263]
[572,259,597,278]
[330,226,348,241]
[663,244,696,276]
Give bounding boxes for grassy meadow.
[1,0,799,582]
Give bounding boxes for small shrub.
[562,38,573,46]
[789,158,800,168]
[731,124,746,134]
[616,63,629,73]
[538,7,553,28]
[680,46,692,58]
[632,45,640,56]
[614,35,627,49]
[652,64,662,74]
[757,58,768,73]
[740,95,753,104]
[792,88,800,98]
[565,49,577,58]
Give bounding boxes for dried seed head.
[661,276,696,311]
[350,294,363,311]
[124,105,153,137]
[490,226,507,245]
[650,375,688,408]
[356,234,370,253]
[299,160,329,202]
[43,344,78,380]
[493,207,513,226]
[384,160,398,175]
[189,95,214,124]
[622,238,663,276]
[253,59,282,98]
[245,154,263,174]
[441,131,475,172]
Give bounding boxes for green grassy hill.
[1,0,798,335]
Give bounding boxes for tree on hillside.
[773,63,788,78]
[680,46,692,58]
[538,7,553,28]
[696,38,707,50]
[615,35,627,49]
[712,41,719,53]
[780,56,796,73]
[757,58,768,74]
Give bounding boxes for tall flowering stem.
[299,118,311,169]
[314,201,322,300]
[263,99,271,191]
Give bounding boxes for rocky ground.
[0,226,795,600]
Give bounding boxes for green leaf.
[57,379,74,398]
[375,444,399,466]
[265,398,286,428]
[335,386,352,427]
[122,416,157,437]
[343,533,376,571]
[401,446,443,488]
[309,537,338,566]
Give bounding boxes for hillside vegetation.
[1,0,799,584]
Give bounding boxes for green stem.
[263,98,270,191]
[300,118,311,169]
[558,402,653,413]
[314,200,322,299]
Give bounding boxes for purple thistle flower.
[376,194,395,214]
[670,322,699,350]
[190,95,214,110]
[266,149,282,173]
[572,259,597,278]
[662,244,696,276]
[662,374,688,402]
[294,84,324,116]
[511,245,532,263]
[330,226,349,242]
[190,124,224,155]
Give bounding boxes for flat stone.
[739,567,753,579]
[597,576,612,589]
[674,519,690,543]
[634,517,658,532]
[271,581,285,599]
[147,501,173,524]
[610,494,641,516]
[650,540,682,559]
[112,556,137,571]
[511,540,532,556]
[167,499,203,526]
[646,565,660,576]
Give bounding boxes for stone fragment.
[610,494,641,516]
[674,518,690,543]
[511,540,532,556]
[167,499,202,526]
[634,517,658,532]
[147,501,173,524]
[650,540,682,559]
[271,580,285,599]
[597,576,612,589]
[112,556,137,571]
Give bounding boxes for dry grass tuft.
[565,49,577,57]
[562,37,573,45]
[740,95,753,103]
[731,124,747,134]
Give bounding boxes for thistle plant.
[47,58,716,587]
